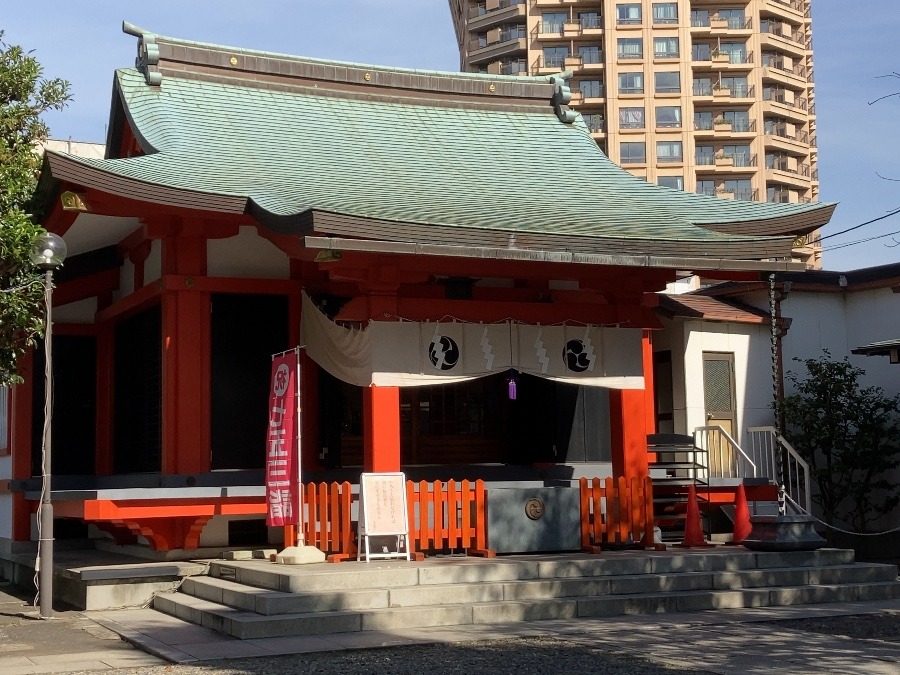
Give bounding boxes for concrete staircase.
[152,550,900,640]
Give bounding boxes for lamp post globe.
[31,232,67,271]
[32,231,66,619]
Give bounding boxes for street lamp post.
[31,232,67,620]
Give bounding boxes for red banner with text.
[265,350,301,527]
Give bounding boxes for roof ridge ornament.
[550,71,576,124]
[123,21,162,86]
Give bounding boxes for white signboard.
[358,472,410,562]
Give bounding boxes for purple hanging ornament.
[508,375,517,400]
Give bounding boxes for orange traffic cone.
[677,485,712,548]
[732,483,752,543]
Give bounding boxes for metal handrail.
[746,426,811,514]
[694,426,757,479]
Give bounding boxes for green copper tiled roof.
[44,29,835,261]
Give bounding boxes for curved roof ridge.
[121,21,555,91]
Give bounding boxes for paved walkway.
[1,583,897,674]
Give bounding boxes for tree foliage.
[782,351,900,532]
[0,31,71,385]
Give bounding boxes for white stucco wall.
[782,288,900,399]
[117,257,135,301]
[780,286,900,533]
[145,239,162,285]
[655,317,772,445]
[53,297,98,324]
[207,226,290,279]
[680,320,772,447]
[844,288,900,398]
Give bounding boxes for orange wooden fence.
[579,476,663,552]
[302,477,659,561]
[406,479,493,558]
[300,481,356,562]
[298,479,492,562]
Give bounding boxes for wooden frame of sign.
[357,472,411,562]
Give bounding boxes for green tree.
[782,351,900,532]
[0,31,71,385]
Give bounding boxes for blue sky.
[3,0,898,271]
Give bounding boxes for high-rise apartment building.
[448,0,820,266]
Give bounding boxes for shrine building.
[1,23,834,555]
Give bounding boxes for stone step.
[153,578,900,640]
[186,562,897,616]
[207,549,858,593]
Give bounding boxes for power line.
[822,225,900,252]
[816,205,900,243]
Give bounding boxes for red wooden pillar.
[363,385,401,473]
[160,223,210,475]
[609,331,654,481]
[642,330,656,435]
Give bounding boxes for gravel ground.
[58,612,898,675]
[66,637,708,675]
[769,610,900,642]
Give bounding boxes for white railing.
[693,426,757,479]
[746,426,811,514]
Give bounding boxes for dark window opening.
[114,306,162,473]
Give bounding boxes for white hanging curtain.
[301,293,644,389]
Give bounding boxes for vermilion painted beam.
[162,275,301,296]
[53,268,120,307]
[326,251,676,293]
[363,386,401,473]
[43,193,80,236]
[95,282,161,324]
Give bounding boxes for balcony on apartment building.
[719,117,756,134]
[466,0,526,32]
[762,87,809,122]
[696,185,759,202]
[765,154,813,188]
[571,79,604,105]
[765,0,808,21]
[696,149,758,171]
[498,58,528,75]
[761,53,808,85]
[581,113,606,137]
[691,45,754,71]
[566,47,604,73]
[690,12,753,35]
[692,81,756,104]
[764,120,811,152]
[767,187,811,204]
[759,20,808,57]
[468,24,527,65]
[535,13,604,40]
[693,116,757,139]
